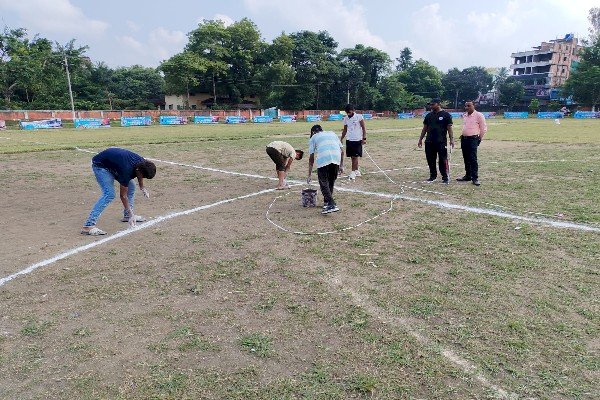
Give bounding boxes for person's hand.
[141,188,150,198]
[418,138,423,148]
[362,138,366,144]
[306,175,311,184]
[338,166,344,175]
[450,140,455,149]
[128,215,137,228]
[477,136,482,146]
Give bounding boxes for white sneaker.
[354,170,362,177]
[349,171,356,180]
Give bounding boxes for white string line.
[326,275,517,400]
[265,190,396,235]
[4,136,600,231]
[0,187,282,288]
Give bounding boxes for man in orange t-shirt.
[457,101,487,186]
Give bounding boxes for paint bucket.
[301,188,317,207]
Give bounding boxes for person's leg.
[123,179,136,218]
[328,164,339,204]
[351,156,359,171]
[317,166,333,206]
[470,139,479,181]
[438,143,449,181]
[424,142,437,179]
[276,170,287,188]
[461,136,472,179]
[83,166,115,228]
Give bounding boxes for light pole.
[64,54,76,120]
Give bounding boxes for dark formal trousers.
[460,135,479,180]
[317,163,339,206]
[424,141,448,180]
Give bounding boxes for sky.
[0,0,596,71]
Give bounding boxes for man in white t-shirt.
[341,104,367,180]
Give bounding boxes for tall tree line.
[3,10,599,111]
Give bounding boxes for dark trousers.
[460,136,479,180]
[424,141,448,180]
[317,164,339,206]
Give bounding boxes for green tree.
[376,73,426,111]
[563,8,600,110]
[498,79,524,110]
[160,51,207,108]
[395,47,413,71]
[397,59,443,98]
[528,98,540,114]
[109,65,164,109]
[494,66,510,89]
[442,66,493,106]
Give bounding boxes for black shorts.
[346,140,363,157]
[266,146,286,171]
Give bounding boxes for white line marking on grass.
[333,186,600,233]
[0,187,278,288]
[135,157,600,233]
[327,275,517,399]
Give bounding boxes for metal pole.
[64,54,75,120]
[455,89,459,109]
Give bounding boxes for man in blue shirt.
[81,148,156,235]
[307,125,343,214]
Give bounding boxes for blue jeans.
[84,165,135,227]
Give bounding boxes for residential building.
[510,34,582,103]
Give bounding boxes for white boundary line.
[138,157,600,234]
[327,274,517,400]
[0,187,279,288]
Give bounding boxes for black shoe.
[456,176,471,182]
[425,177,436,183]
[472,179,481,186]
[442,179,449,184]
[321,204,340,214]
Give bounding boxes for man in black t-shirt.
[418,98,455,184]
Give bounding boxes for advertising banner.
[194,116,219,124]
[503,112,529,119]
[306,115,322,122]
[397,113,415,119]
[20,118,62,130]
[573,111,599,119]
[74,118,110,128]
[481,112,497,119]
[225,116,247,124]
[121,116,152,126]
[279,115,296,122]
[363,114,373,120]
[327,114,343,121]
[159,116,187,125]
[252,116,273,123]
[537,112,563,119]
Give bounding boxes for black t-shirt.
[423,110,453,143]
[92,147,144,186]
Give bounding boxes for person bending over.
[266,141,303,189]
[81,147,156,236]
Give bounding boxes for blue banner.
[449,112,463,119]
[363,113,373,120]
[306,115,322,122]
[279,115,296,122]
[159,115,187,125]
[481,112,497,119]
[194,116,219,124]
[328,114,343,121]
[503,112,529,119]
[574,111,600,119]
[252,116,273,123]
[225,116,247,124]
[74,118,110,129]
[20,118,62,130]
[121,116,152,126]
[537,112,563,119]
[397,113,415,119]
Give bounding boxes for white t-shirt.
[343,113,364,141]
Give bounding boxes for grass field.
[0,118,599,399]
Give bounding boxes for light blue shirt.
[308,131,343,168]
